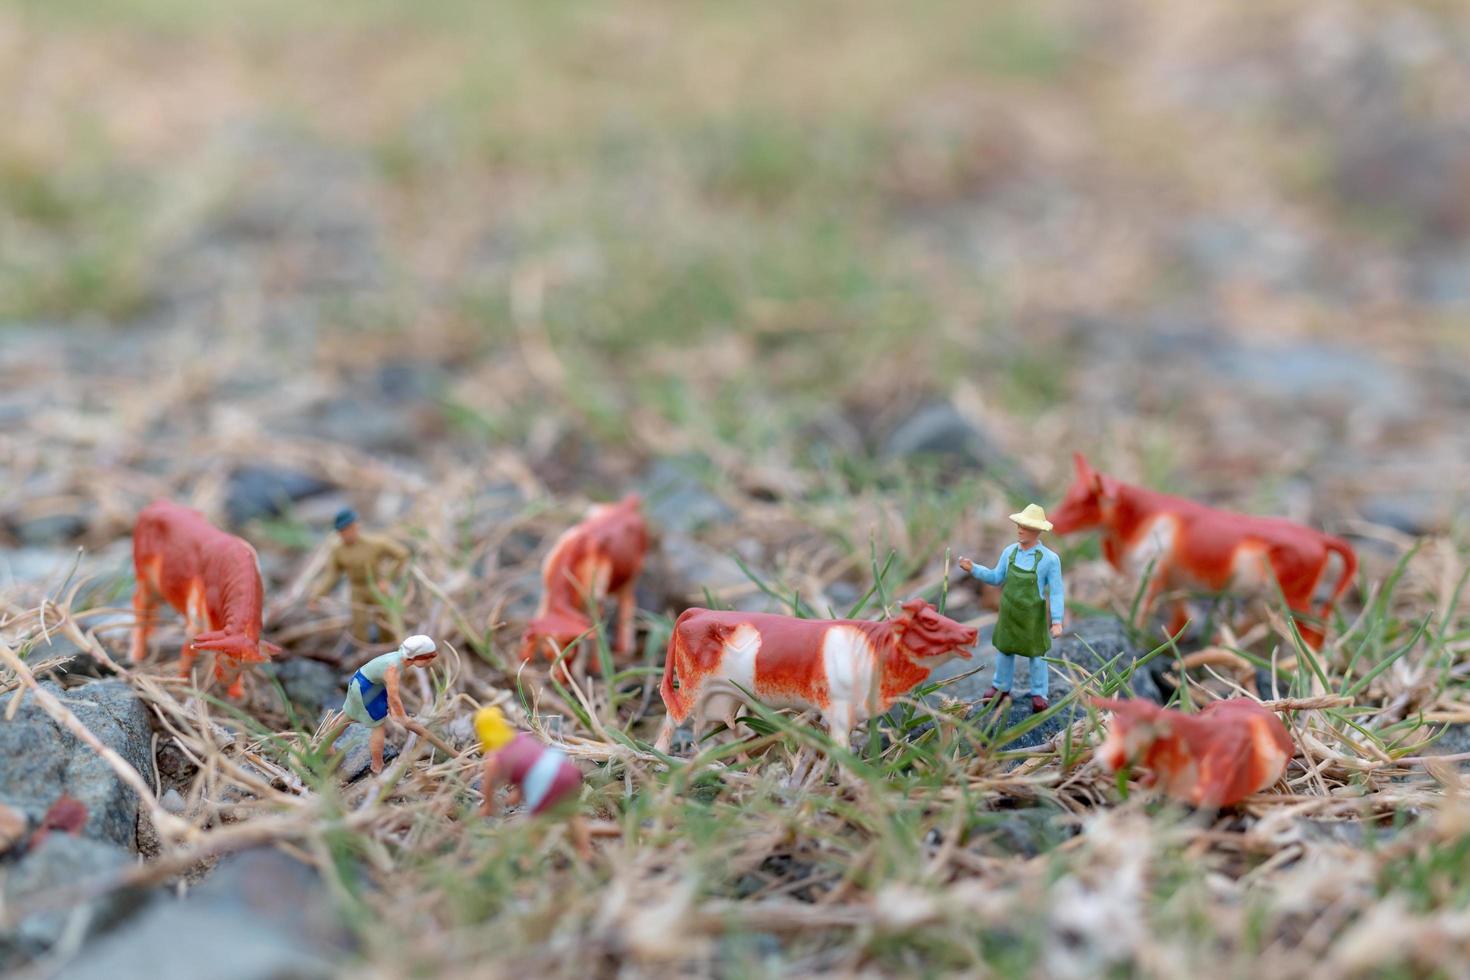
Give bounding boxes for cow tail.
[660,615,691,722]
[1318,536,1358,620]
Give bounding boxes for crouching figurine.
[321,634,456,774]
[475,706,591,858]
[958,503,1065,713]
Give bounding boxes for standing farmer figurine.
[311,508,410,644]
[321,634,456,774]
[475,707,591,858]
[957,503,1066,713]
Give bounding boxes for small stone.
[60,846,352,980]
[638,455,734,534]
[0,835,149,969]
[14,511,90,545]
[331,724,401,782]
[0,679,157,850]
[225,466,334,526]
[260,658,342,716]
[160,790,187,815]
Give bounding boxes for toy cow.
[519,494,648,674]
[1050,454,1357,648]
[131,500,277,698]
[654,598,978,753]
[1093,697,1293,808]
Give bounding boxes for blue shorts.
[352,671,389,723]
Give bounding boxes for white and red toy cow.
[654,598,978,752]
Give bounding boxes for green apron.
[992,547,1052,658]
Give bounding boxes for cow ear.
[1073,452,1092,480]
[1091,470,1118,500]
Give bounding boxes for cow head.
[1092,697,1172,772]
[519,612,595,662]
[892,598,978,664]
[192,630,275,664]
[1049,453,1120,535]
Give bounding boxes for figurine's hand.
[1051,623,1064,638]
[957,557,973,573]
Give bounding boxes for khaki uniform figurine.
[312,508,410,644]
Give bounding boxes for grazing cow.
[1093,697,1293,808]
[1049,454,1357,648]
[519,495,648,674]
[132,500,277,698]
[655,598,979,752]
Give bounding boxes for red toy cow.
[519,495,648,674]
[655,598,978,752]
[1050,454,1356,648]
[1093,697,1293,808]
[131,500,277,698]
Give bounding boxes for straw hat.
[1008,503,1053,532]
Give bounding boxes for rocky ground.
[3,1,1470,977]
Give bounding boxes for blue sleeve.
[970,544,1012,586]
[1043,552,1066,622]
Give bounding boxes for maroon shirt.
[498,732,582,814]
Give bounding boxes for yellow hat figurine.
[475,706,515,753]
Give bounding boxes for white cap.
[401,634,437,659]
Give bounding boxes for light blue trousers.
[993,653,1049,698]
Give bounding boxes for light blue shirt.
[969,542,1066,624]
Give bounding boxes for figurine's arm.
[966,545,1011,586]
[1042,552,1066,626]
[379,537,410,579]
[384,664,408,720]
[311,552,343,600]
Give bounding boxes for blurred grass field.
[4,0,1470,977]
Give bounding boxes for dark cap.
[334,508,359,532]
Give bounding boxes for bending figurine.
[958,503,1066,713]
[475,706,591,858]
[322,634,455,774]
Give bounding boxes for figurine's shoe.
[1030,695,1049,713]
[981,687,1010,706]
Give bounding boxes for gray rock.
[1358,490,1466,536]
[639,455,734,533]
[13,511,90,545]
[0,835,149,969]
[969,805,1071,858]
[61,846,351,980]
[656,533,771,612]
[1206,341,1418,421]
[261,658,342,716]
[881,400,1005,470]
[917,618,1160,752]
[24,632,106,682]
[225,466,334,526]
[331,724,400,782]
[1334,124,1470,244]
[0,680,156,849]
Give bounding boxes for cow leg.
[653,715,676,753]
[1133,565,1170,629]
[824,704,854,752]
[614,581,637,655]
[179,641,199,682]
[1166,599,1191,640]
[130,581,158,663]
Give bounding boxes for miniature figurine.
[957,503,1066,713]
[311,508,411,644]
[322,634,455,774]
[475,706,591,858]
[131,499,278,698]
[1093,697,1293,808]
[519,494,648,674]
[1050,453,1357,648]
[654,597,978,753]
